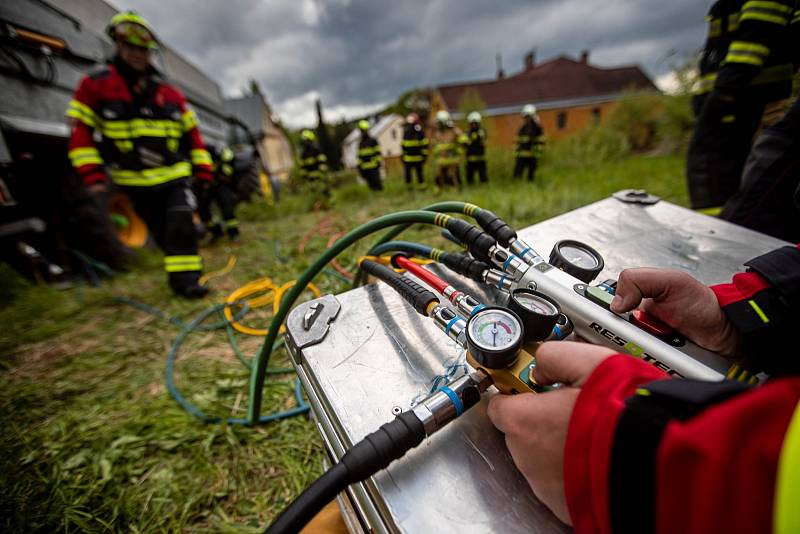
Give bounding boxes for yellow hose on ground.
[224,278,321,337]
[199,255,238,285]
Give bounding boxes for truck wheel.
[234,164,263,204]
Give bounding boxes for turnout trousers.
[125,181,203,293]
[514,156,538,181]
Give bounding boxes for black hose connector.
[475,209,516,247]
[266,411,425,534]
[361,260,438,315]
[442,252,490,283]
[445,218,496,263]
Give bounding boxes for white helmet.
[467,111,482,123]
[522,104,537,117]
[436,110,451,123]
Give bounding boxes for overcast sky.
[111,0,708,128]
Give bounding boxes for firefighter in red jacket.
[488,245,800,532]
[66,12,211,298]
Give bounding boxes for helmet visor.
[115,22,158,49]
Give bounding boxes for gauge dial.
[512,291,559,316]
[548,239,605,283]
[466,307,524,369]
[508,289,561,342]
[559,244,599,269]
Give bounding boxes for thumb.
[610,267,672,312]
[531,341,616,387]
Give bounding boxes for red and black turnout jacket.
[66,57,212,189]
[565,245,800,533]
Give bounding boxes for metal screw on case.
[391,406,402,416]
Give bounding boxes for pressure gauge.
[508,289,561,342]
[549,239,604,283]
[466,307,524,369]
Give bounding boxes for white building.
[342,114,404,169]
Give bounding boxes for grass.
[0,151,688,532]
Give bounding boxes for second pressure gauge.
[508,289,561,342]
[466,307,524,369]
[549,239,604,283]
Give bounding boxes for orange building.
[431,51,658,147]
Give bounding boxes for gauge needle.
[492,322,497,346]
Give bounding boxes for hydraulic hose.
[352,202,484,289]
[247,210,456,425]
[361,259,439,314]
[369,241,490,284]
[369,240,434,258]
[266,411,425,533]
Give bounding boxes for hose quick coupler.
[410,372,487,435]
[489,246,529,280]
[445,218,496,263]
[475,209,516,247]
[442,252,491,283]
[508,237,544,266]
[484,269,514,291]
[430,305,467,346]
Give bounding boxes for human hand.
[610,268,741,356]
[487,341,616,525]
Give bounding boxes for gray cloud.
[111,0,708,127]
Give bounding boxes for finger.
[487,392,537,434]
[611,267,677,312]
[531,341,616,386]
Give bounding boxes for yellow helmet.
[301,129,316,142]
[107,11,158,49]
[358,119,369,131]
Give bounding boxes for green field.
[0,153,688,532]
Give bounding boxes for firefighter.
[356,120,383,191]
[720,95,800,242]
[196,146,240,243]
[66,11,211,298]
[686,0,798,211]
[430,110,462,189]
[488,248,800,531]
[514,104,543,182]
[401,113,428,188]
[298,129,330,198]
[462,111,488,185]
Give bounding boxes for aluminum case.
[285,195,788,533]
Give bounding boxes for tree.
[315,98,341,171]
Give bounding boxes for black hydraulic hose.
[266,411,425,533]
[361,259,438,315]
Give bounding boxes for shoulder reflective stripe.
[190,149,212,166]
[742,0,793,14]
[775,401,800,534]
[109,161,192,187]
[181,109,198,131]
[66,100,99,128]
[68,147,104,167]
[725,53,765,67]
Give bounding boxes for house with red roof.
[431,50,658,146]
